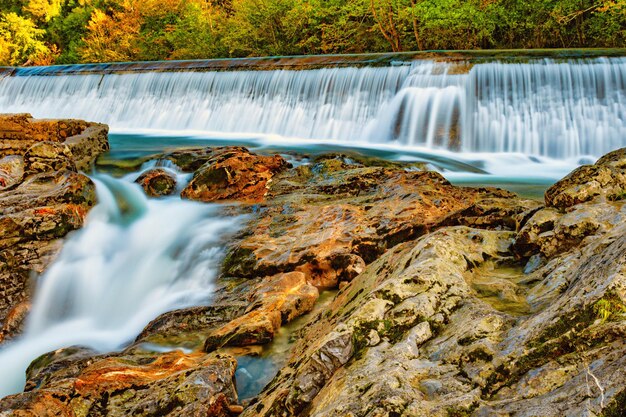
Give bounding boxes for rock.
[514,202,626,259]
[0,115,109,341]
[0,155,24,189]
[545,147,626,209]
[0,301,30,344]
[442,196,542,230]
[203,272,319,351]
[244,206,626,417]
[0,113,109,171]
[223,161,531,289]
[163,147,223,171]
[0,350,240,417]
[0,171,97,336]
[63,124,109,171]
[245,227,516,416]
[135,168,177,197]
[181,147,289,202]
[23,141,76,174]
[136,272,318,353]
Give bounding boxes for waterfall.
[0,176,243,397]
[0,57,625,158]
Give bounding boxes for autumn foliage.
[0,0,625,66]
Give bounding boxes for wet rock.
[545,147,626,209]
[181,147,289,202]
[203,272,319,351]
[514,202,626,259]
[245,201,626,417]
[0,301,30,344]
[23,141,76,174]
[135,168,177,197]
[224,163,529,289]
[0,115,109,341]
[0,113,109,171]
[0,350,240,417]
[0,155,24,189]
[136,272,318,353]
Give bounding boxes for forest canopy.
[0,0,625,66]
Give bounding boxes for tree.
[78,7,140,62]
[24,0,62,22]
[0,12,54,65]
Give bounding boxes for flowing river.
[0,52,625,398]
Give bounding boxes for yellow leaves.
[598,0,626,12]
[24,0,62,23]
[0,12,51,66]
[79,8,141,63]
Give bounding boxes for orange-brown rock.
[203,272,319,351]
[0,301,30,344]
[0,114,109,342]
[0,113,109,171]
[223,159,539,288]
[181,147,289,202]
[0,350,240,417]
[0,155,24,189]
[135,168,177,197]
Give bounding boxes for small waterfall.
[0,57,625,158]
[0,176,243,397]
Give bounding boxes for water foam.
[1,58,625,158]
[0,176,242,397]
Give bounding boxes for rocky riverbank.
[0,118,624,416]
[0,114,109,343]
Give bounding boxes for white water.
[0,176,242,397]
[1,58,625,158]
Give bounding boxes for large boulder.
[0,114,109,342]
[223,158,538,289]
[545,147,626,209]
[0,349,241,417]
[181,147,289,203]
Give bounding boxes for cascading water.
[1,57,625,159]
[0,175,243,397]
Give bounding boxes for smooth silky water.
[0,173,244,397]
[1,53,626,398]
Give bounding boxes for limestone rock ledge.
[0,114,109,343]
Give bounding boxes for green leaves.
[0,0,625,66]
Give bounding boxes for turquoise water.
[100,132,573,199]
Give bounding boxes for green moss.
[446,404,478,417]
[600,389,626,417]
[607,191,626,202]
[594,294,626,323]
[222,247,256,277]
[351,319,411,360]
